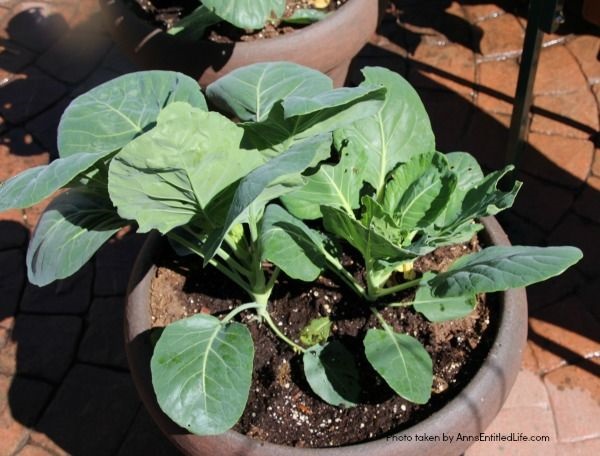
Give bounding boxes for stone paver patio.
[0,0,599,455]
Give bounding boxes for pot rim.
[124,216,528,455]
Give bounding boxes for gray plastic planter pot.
[124,216,527,456]
[100,0,386,87]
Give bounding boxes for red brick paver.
[544,358,600,442]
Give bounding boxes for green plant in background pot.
[101,0,384,88]
[0,62,582,443]
[166,0,331,41]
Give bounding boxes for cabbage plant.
[0,62,582,436]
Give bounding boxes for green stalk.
[372,277,422,299]
[220,302,265,325]
[214,246,252,278]
[370,306,396,340]
[370,306,387,327]
[247,211,267,294]
[257,306,305,353]
[265,266,280,293]
[321,251,367,299]
[167,232,253,296]
[364,258,379,301]
[223,231,251,262]
[180,225,251,276]
[387,301,415,308]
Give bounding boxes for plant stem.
[364,258,378,301]
[372,277,422,299]
[370,306,396,340]
[387,301,415,308]
[265,266,280,293]
[220,302,265,325]
[180,225,251,277]
[246,211,267,294]
[322,251,367,299]
[167,232,253,296]
[370,306,388,327]
[214,247,252,279]
[257,306,305,353]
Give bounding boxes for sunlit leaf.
[151,314,254,435]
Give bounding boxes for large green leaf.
[412,272,476,322]
[322,206,416,262]
[446,152,484,191]
[260,204,327,281]
[281,146,366,220]
[202,135,331,263]
[206,62,332,122]
[382,151,446,214]
[241,85,386,154]
[0,151,111,211]
[334,67,435,197]
[201,0,285,30]
[58,71,206,158]
[395,170,456,232]
[151,314,254,435]
[26,188,125,286]
[108,102,264,233]
[303,341,360,407]
[364,326,433,404]
[430,246,583,297]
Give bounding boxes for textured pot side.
[125,216,527,456]
[100,0,385,87]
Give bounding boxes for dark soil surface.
[149,237,500,448]
[132,0,347,42]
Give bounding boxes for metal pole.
[504,0,565,170]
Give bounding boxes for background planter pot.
[100,0,386,87]
[125,216,527,456]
